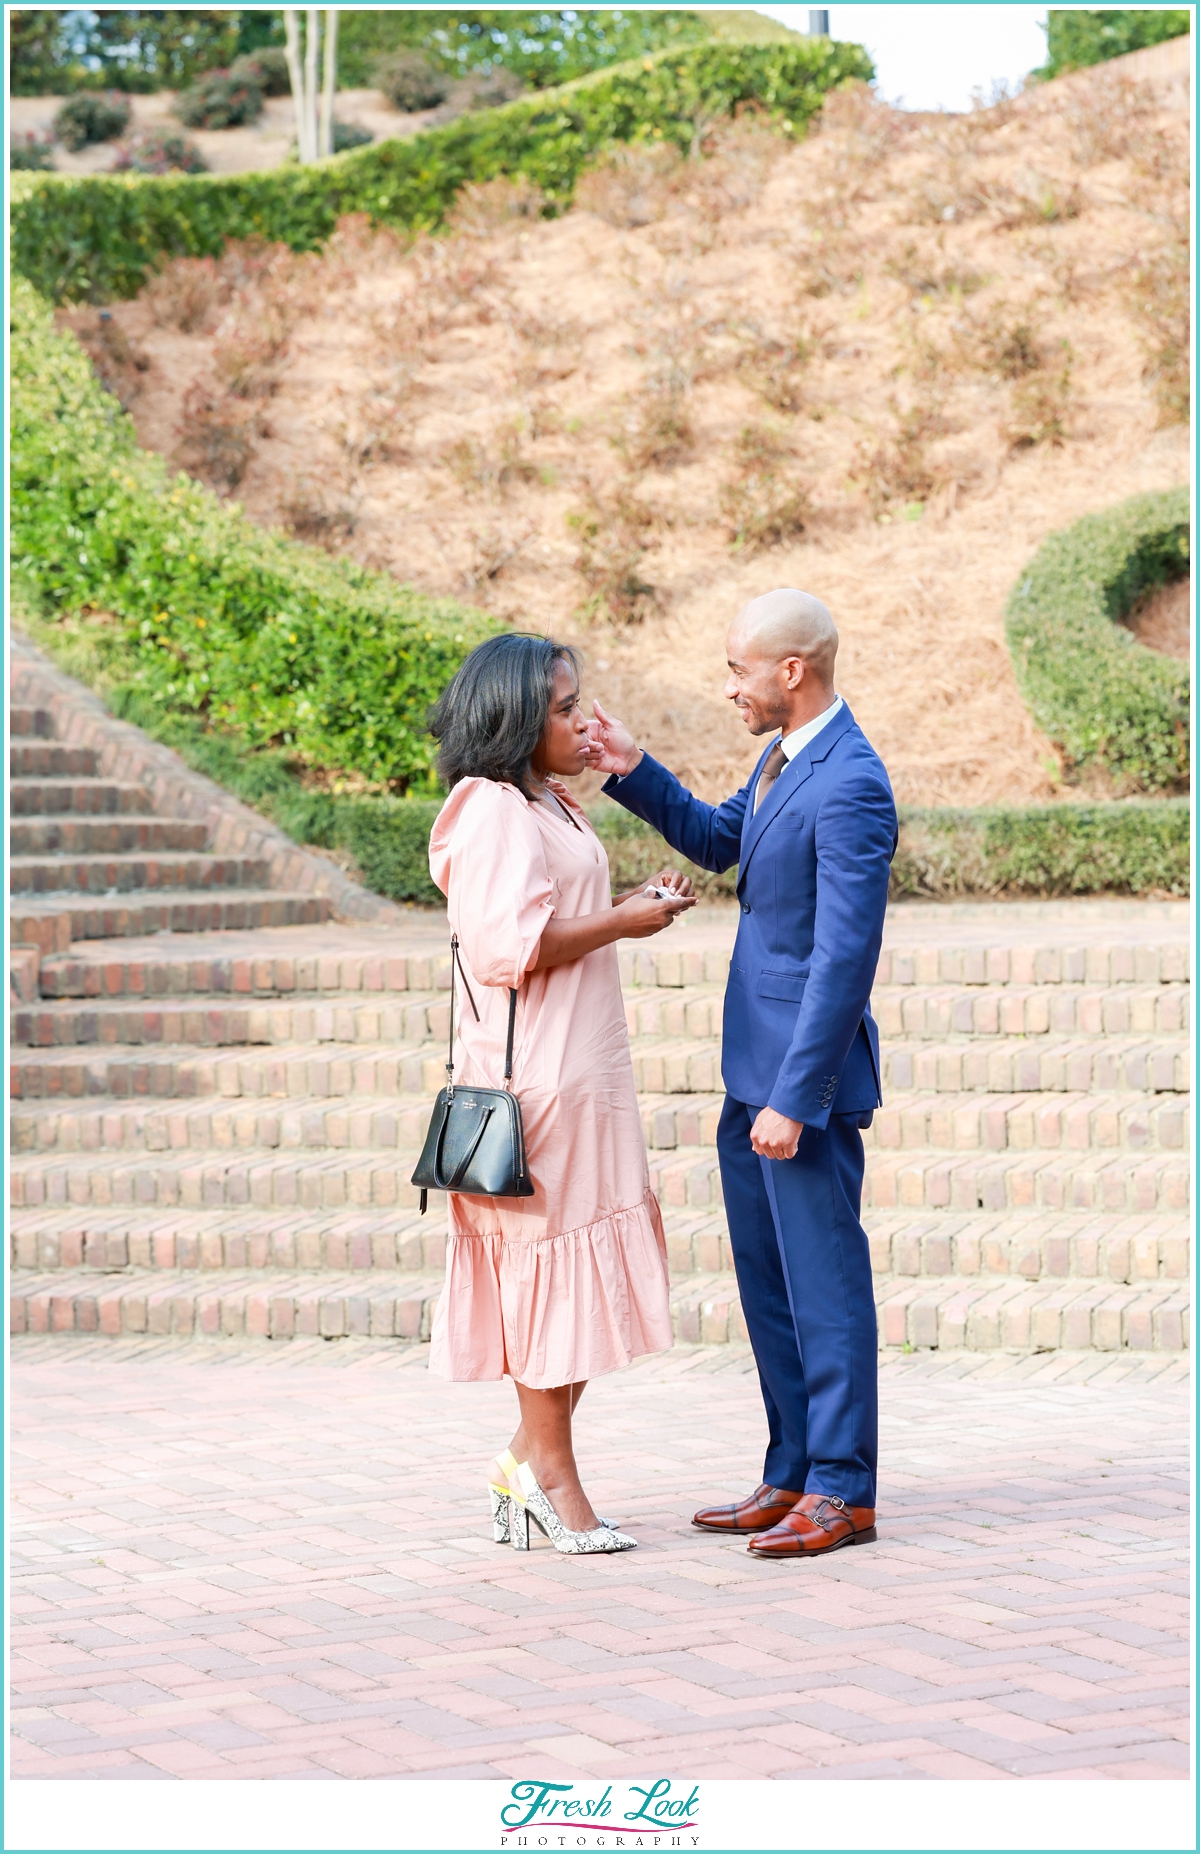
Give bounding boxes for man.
[587,588,896,1559]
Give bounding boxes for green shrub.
[53,91,131,152]
[591,800,1190,901]
[373,50,452,112]
[10,132,55,172]
[10,275,495,790]
[1006,489,1189,793]
[113,131,209,177]
[230,48,292,98]
[175,69,264,131]
[332,122,375,155]
[11,36,874,304]
[1034,8,1191,80]
[891,802,1189,897]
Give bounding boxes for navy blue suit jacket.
[603,703,897,1128]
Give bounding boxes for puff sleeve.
[428,779,555,988]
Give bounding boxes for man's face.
[723,625,795,736]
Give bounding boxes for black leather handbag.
[411,935,535,1214]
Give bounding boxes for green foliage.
[229,48,292,98]
[1006,490,1190,793]
[11,36,874,304]
[11,9,242,95]
[10,276,495,791]
[113,132,209,177]
[9,12,70,95]
[336,9,715,90]
[372,51,452,113]
[10,133,55,172]
[175,69,264,131]
[1034,8,1191,80]
[233,14,288,63]
[53,92,132,152]
[891,802,1190,898]
[590,801,1190,901]
[332,123,375,156]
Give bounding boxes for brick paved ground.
[10,1340,1189,1781]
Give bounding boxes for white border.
[4,8,1197,1854]
[3,1776,1198,1852]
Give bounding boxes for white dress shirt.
[776,694,843,762]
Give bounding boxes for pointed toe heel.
[512,1464,637,1555]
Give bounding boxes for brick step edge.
[10,631,410,925]
[11,893,334,953]
[9,1270,1190,1352]
[10,1087,1190,1158]
[10,1145,1193,1214]
[8,1206,1191,1285]
[615,942,1191,990]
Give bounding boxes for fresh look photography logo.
[500,1780,701,1847]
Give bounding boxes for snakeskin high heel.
[491,1448,618,1542]
[488,1449,521,1544]
[509,1461,636,1555]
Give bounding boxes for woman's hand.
[615,891,695,938]
[584,701,642,777]
[612,870,695,908]
[532,875,694,969]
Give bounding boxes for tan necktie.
[754,740,788,812]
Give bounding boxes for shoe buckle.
[825,1495,846,1511]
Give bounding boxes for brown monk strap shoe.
[692,1483,804,1534]
[746,1492,877,1559]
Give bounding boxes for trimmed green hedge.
[11,36,873,303]
[1034,8,1191,81]
[342,795,1190,905]
[891,801,1189,898]
[596,800,1191,901]
[10,276,494,791]
[1006,489,1190,794]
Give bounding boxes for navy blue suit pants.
[717,1096,878,1508]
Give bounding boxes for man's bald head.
[730,588,839,688]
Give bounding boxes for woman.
[426,633,694,1556]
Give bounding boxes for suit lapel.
[739,703,856,878]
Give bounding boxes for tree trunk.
[305,8,321,163]
[282,9,311,163]
[320,8,338,159]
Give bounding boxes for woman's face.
[532,661,590,780]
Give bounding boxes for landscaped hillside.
[47,57,1191,807]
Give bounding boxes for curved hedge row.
[1006,488,1190,793]
[11,35,873,303]
[10,276,494,790]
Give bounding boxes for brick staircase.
[8,672,1191,1355]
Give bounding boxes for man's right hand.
[585,700,642,777]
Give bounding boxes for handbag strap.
[447,935,518,1091]
[503,986,517,1085]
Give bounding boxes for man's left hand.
[750,1107,804,1161]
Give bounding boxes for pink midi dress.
[426,775,673,1390]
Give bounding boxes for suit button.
[740,902,751,914]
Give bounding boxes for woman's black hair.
[429,633,581,796]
